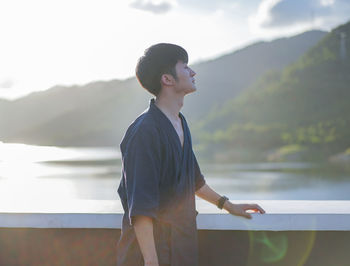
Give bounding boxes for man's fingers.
[257,205,265,214]
[243,212,252,219]
[229,203,265,218]
[252,204,265,214]
[245,204,265,214]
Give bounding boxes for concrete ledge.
[1,213,350,231]
[1,200,350,231]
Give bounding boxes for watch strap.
[217,196,229,209]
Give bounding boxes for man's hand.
[196,183,266,219]
[223,201,265,219]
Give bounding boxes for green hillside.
[183,30,326,121]
[195,21,350,162]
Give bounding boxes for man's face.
[173,60,196,95]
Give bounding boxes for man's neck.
[154,94,184,121]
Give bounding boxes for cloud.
[129,0,176,14]
[0,78,14,89]
[251,0,350,29]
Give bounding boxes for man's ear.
[160,74,175,87]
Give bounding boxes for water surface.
[1,143,349,208]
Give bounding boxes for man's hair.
[135,43,188,96]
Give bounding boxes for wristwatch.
[217,196,229,209]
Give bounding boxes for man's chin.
[185,87,197,95]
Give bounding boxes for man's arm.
[195,183,265,219]
[133,215,159,266]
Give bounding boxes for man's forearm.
[195,183,229,209]
[195,183,265,218]
[133,215,159,265]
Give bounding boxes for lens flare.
[247,230,317,266]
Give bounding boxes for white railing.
[1,200,350,231]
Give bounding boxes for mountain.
[1,78,150,146]
[195,21,350,161]
[183,30,327,121]
[0,80,117,135]
[0,30,327,146]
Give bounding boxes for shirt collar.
[149,98,184,120]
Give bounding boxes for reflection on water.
[0,142,120,163]
[0,142,350,204]
[0,142,121,205]
[206,170,350,200]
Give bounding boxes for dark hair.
[135,43,188,96]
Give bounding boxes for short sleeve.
[123,126,161,226]
[193,151,206,191]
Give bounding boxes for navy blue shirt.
[116,98,206,266]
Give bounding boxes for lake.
[1,142,350,206]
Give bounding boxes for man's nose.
[190,68,196,76]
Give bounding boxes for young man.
[116,43,265,266]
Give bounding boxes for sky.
[0,0,349,100]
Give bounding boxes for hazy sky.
[1,0,349,99]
